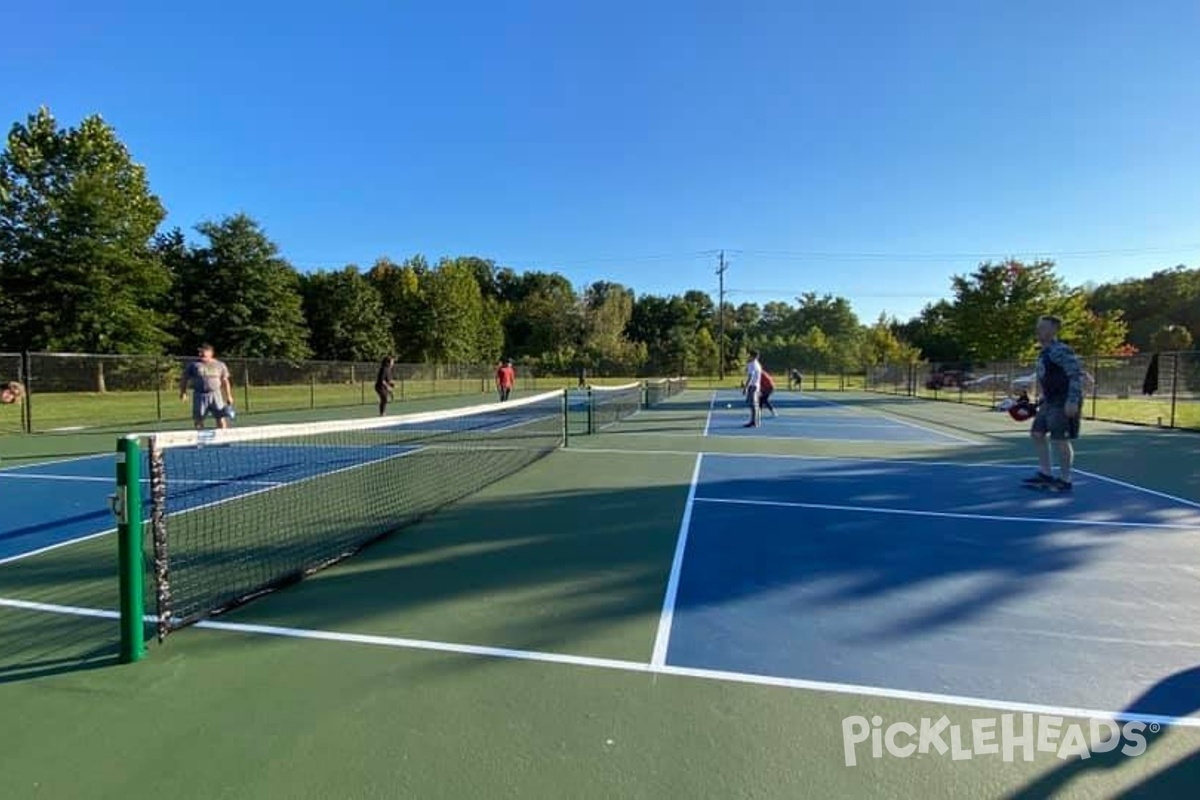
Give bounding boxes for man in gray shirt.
[180,344,235,429]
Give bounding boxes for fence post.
[242,363,251,412]
[1090,355,1100,420]
[310,374,316,409]
[20,351,32,433]
[155,356,163,421]
[1169,352,1179,429]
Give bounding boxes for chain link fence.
[5,353,547,433]
[864,351,1200,431]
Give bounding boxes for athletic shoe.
[1047,478,1073,493]
[1021,472,1054,486]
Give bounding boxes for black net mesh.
[139,390,565,635]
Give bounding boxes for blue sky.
[3,0,1198,323]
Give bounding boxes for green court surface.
[3,389,1200,798]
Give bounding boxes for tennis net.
[645,377,688,406]
[117,390,566,647]
[587,382,643,433]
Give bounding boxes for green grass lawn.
[6,371,1198,436]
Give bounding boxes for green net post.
[586,388,594,434]
[115,434,145,663]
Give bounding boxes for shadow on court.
[1005,665,1200,799]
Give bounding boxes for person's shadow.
[1006,665,1200,798]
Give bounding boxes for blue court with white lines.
[0,406,557,564]
[702,389,976,444]
[658,452,1200,721]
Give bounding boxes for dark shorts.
[745,386,759,406]
[192,391,227,420]
[1032,402,1080,440]
[375,384,391,398]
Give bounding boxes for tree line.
[2,108,1197,378]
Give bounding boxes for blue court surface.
[0,408,555,564]
[0,445,418,563]
[662,453,1200,720]
[704,389,975,444]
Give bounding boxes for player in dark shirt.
[375,356,395,416]
[1022,316,1084,492]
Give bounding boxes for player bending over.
[760,369,778,417]
[1022,316,1084,492]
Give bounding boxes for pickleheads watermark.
[842,714,1159,766]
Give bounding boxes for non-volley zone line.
[691,496,1200,531]
[3,595,1199,730]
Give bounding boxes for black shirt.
[375,364,392,389]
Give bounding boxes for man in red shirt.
[495,359,516,402]
[760,369,777,417]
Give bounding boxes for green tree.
[895,300,958,364]
[581,281,637,368]
[300,266,394,361]
[1088,266,1200,349]
[368,256,430,362]
[1067,308,1129,357]
[947,259,1086,363]
[423,258,484,363]
[1151,324,1194,352]
[0,107,171,354]
[860,313,906,367]
[502,271,578,360]
[693,327,719,375]
[478,296,506,362]
[796,326,833,371]
[175,214,311,359]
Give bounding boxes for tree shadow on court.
[162,440,1199,698]
[1004,665,1200,799]
[0,605,121,685]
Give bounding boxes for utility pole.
[716,251,728,380]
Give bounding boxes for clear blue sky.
[3,0,1198,323]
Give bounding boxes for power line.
[736,245,1200,262]
[716,251,728,379]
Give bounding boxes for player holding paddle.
[1021,316,1084,492]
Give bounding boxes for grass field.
[7,369,1196,436]
[2,385,1200,798]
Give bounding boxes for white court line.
[1074,469,1200,511]
[0,452,111,473]
[0,473,284,487]
[702,391,716,437]
[562,446,1030,469]
[651,453,704,667]
[4,595,1198,729]
[611,430,966,446]
[692,496,1200,530]
[560,448,1200,514]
